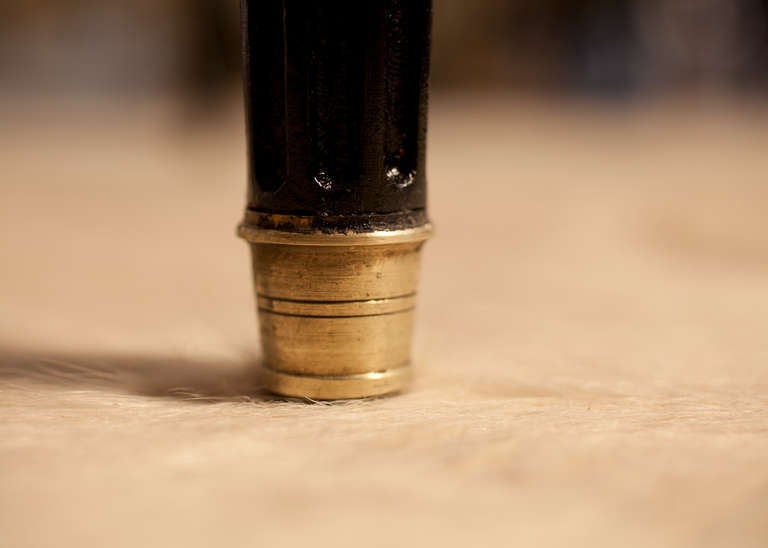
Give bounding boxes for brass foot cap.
[239,216,431,400]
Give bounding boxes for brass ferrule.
[238,218,432,400]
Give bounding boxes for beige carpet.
[1,95,767,547]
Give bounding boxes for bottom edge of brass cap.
[261,364,412,401]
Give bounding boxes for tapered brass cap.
[238,218,432,400]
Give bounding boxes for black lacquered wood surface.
[242,0,431,231]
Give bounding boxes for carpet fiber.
[1,97,767,547]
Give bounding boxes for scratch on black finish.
[241,0,431,231]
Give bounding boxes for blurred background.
[3,0,768,355]
[2,3,768,547]
[3,0,768,102]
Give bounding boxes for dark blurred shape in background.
[1,0,767,108]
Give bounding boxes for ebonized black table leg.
[238,0,433,399]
